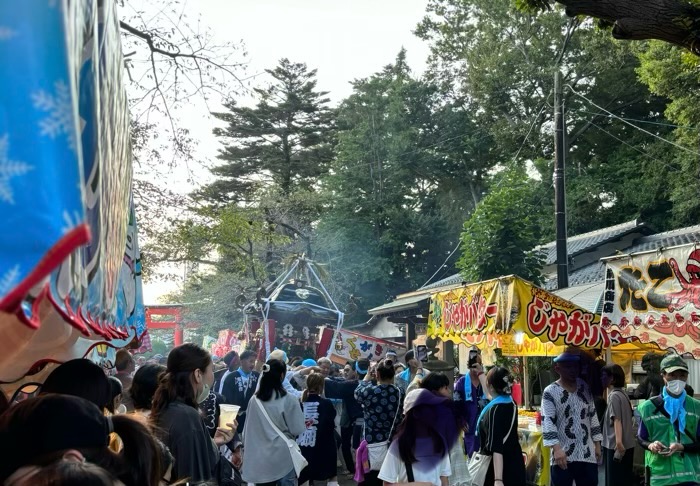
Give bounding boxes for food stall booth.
[428,275,633,486]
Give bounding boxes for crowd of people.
[0,344,699,486]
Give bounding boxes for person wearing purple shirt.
[453,353,489,457]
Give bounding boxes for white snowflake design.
[0,134,33,205]
[0,27,16,40]
[0,265,20,296]
[31,80,77,151]
[61,209,83,234]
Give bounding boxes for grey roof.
[420,273,465,291]
[421,219,649,291]
[367,293,431,316]
[544,224,700,290]
[552,281,605,313]
[535,219,650,265]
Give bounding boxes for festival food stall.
[0,1,146,393]
[602,243,700,357]
[428,275,632,486]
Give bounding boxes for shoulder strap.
[651,395,670,418]
[386,385,402,439]
[610,389,634,413]
[503,404,517,443]
[406,461,415,483]
[252,397,292,445]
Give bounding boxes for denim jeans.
[551,461,598,486]
[255,468,297,486]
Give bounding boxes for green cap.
[660,354,688,374]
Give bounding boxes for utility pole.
[554,69,569,289]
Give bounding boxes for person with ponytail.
[151,343,235,484]
[476,366,526,486]
[298,373,338,486]
[0,394,161,486]
[242,359,305,486]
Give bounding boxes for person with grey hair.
[317,357,332,378]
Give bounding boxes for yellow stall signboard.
[428,276,629,349]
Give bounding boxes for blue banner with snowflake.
[0,1,89,309]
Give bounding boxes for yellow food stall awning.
[428,275,632,350]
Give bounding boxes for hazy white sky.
[140,0,432,303]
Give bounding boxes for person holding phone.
[395,351,424,394]
[637,355,700,486]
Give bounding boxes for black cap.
[0,394,111,481]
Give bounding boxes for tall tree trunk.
[556,0,700,55]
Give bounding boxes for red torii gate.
[145,305,199,346]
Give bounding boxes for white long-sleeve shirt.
[541,379,602,464]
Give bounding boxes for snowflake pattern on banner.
[0,27,16,40]
[0,265,20,296]
[0,134,33,205]
[297,401,320,447]
[61,210,83,234]
[32,80,77,151]
[0,1,87,305]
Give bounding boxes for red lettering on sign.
[441,293,498,333]
[527,297,551,335]
[526,297,620,348]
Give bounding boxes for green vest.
[638,395,700,486]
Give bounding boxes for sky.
[139,0,432,303]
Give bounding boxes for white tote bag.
[252,397,308,477]
[366,386,402,471]
[467,405,516,486]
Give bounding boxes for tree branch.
[553,0,700,55]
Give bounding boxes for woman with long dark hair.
[0,394,161,486]
[378,388,453,486]
[151,343,235,484]
[419,373,468,486]
[298,373,337,486]
[241,359,305,486]
[476,366,525,486]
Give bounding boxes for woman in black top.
[477,366,526,486]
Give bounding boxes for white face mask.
[197,382,211,403]
[667,379,685,396]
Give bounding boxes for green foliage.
[316,51,470,313]
[637,42,700,227]
[418,0,681,236]
[457,169,547,284]
[203,58,335,202]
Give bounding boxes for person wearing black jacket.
[221,350,259,433]
[325,358,369,474]
[634,353,664,400]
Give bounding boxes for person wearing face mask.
[637,354,700,486]
[151,343,236,484]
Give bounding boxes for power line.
[577,110,697,131]
[420,98,550,289]
[567,84,700,158]
[420,240,462,288]
[588,120,680,173]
